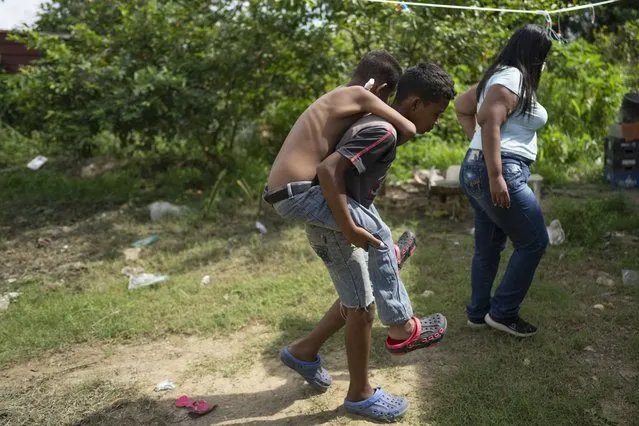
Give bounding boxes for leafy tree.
[6,1,347,166]
[0,0,635,185]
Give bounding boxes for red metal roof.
[0,30,41,73]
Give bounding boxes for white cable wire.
[548,0,621,14]
[362,0,622,15]
[364,0,543,14]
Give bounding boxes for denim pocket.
[461,164,484,199]
[310,243,331,264]
[502,163,527,193]
[305,224,336,265]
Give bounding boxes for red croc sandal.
[385,314,447,356]
[395,231,416,270]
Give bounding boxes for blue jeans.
[269,185,413,325]
[459,149,549,321]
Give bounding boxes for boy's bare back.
[267,86,371,190]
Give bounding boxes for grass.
[0,376,178,425]
[0,166,638,425]
[550,192,639,247]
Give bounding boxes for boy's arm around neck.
[331,86,416,141]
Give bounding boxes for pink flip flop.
[175,395,217,416]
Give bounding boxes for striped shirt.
[335,115,397,208]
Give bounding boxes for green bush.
[596,19,639,90]
[0,123,46,168]
[537,39,626,173]
[0,2,636,189]
[550,194,639,247]
[390,136,466,182]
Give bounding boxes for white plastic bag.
[128,273,169,290]
[546,219,565,245]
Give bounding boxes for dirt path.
[0,328,443,425]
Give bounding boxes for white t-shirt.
[469,66,548,161]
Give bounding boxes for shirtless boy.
[265,50,418,263]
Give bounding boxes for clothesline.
[362,0,622,15]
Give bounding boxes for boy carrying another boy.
[266,50,419,267]
[266,61,456,422]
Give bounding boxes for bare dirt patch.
[0,327,445,425]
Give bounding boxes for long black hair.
[477,24,552,117]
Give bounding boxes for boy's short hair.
[395,63,456,103]
[352,50,403,92]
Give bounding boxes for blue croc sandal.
[344,387,409,422]
[279,346,332,392]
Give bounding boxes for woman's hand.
[489,175,510,208]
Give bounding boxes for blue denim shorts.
[272,185,325,223]
[270,183,412,323]
[273,186,374,308]
[305,223,375,309]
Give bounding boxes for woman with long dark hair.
[454,24,552,337]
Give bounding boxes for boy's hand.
[345,226,384,250]
[397,122,416,142]
[397,130,415,145]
